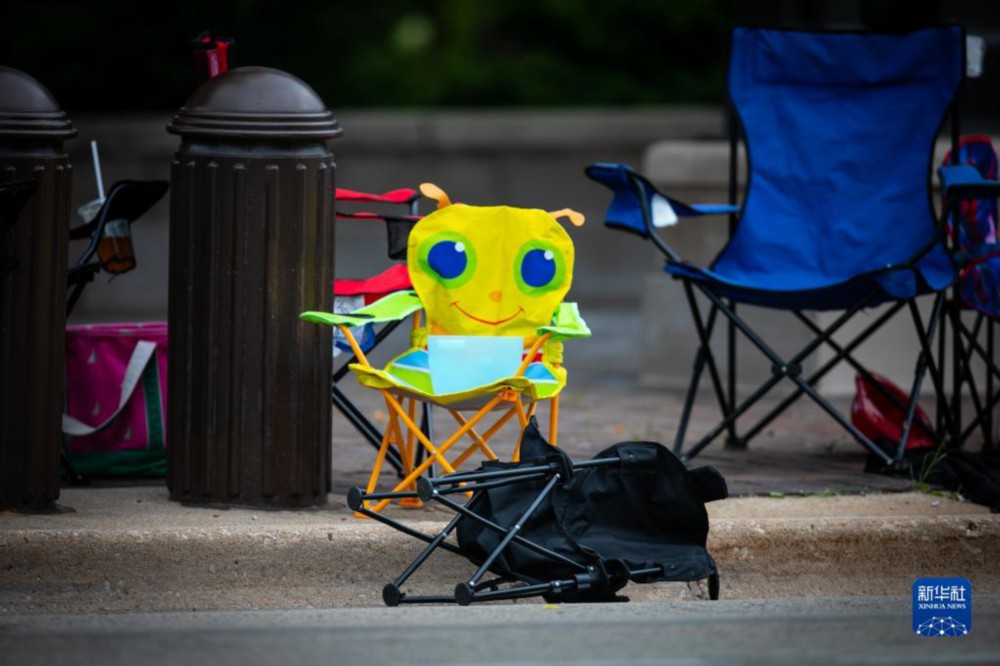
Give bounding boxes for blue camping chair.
[587,26,967,467]
[939,136,1000,451]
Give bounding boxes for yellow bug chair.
[301,184,589,513]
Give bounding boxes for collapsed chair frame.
[348,453,719,606]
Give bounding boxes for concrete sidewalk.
[2,485,996,615]
[2,379,998,615]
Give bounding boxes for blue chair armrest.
[939,164,1000,200]
[584,163,738,260]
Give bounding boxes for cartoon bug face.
[407,202,576,342]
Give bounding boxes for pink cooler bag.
[63,322,168,477]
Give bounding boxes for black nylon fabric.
[385,218,417,260]
[555,442,725,584]
[455,423,588,584]
[455,419,727,600]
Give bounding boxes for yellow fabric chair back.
[407,200,577,342]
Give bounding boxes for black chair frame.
[349,454,721,607]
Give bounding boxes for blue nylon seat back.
[713,27,964,294]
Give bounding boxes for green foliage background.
[1,0,730,111]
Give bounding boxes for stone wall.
[64,110,993,394]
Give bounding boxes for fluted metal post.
[166,67,341,507]
[0,67,77,511]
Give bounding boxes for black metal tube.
[352,503,464,556]
[464,474,561,587]
[954,314,988,446]
[433,488,588,574]
[906,294,954,438]
[727,111,741,450]
[468,580,569,603]
[894,295,945,460]
[391,504,471,589]
[430,464,554,486]
[684,284,732,425]
[683,282,893,464]
[989,318,996,451]
[675,341,710,455]
[628,173,680,262]
[433,473,549,496]
[396,595,457,604]
[360,489,419,501]
[741,303,905,444]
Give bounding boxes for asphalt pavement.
[3,597,997,666]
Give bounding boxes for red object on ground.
[850,373,935,452]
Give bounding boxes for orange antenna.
[549,208,585,227]
[420,183,452,210]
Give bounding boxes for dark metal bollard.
[0,67,77,511]
[166,67,341,507]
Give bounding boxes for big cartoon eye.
[418,232,477,288]
[515,242,566,295]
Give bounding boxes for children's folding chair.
[303,184,589,512]
[587,26,967,468]
[332,187,424,477]
[938,135,1000,450]
[348,418,727,605]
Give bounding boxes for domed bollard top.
[168,66,342,140]
[0,66,78,141]
[0,67,76,510]
[166,67,340,507]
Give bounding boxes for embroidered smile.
[451,302,524,326]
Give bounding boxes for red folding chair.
[332,188,428,477]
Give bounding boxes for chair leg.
[953,312,1000,448]
[332,384,405,477]
[448,409,503,465]
[675,291,736,456]
[357,402,402,516]
[549,394,560,447]
[726,299,740,449]
[417,402,434,477]
[988,317,996,453]
[891,295,946,463]
[396,399,423,508]
[683,284,737,442]
[740,303,906,445]
[331,318,407,477]
[369,393,506,512]
[680,282,895,465]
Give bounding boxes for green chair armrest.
[301,290,423,327]
[538,302,591,340]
